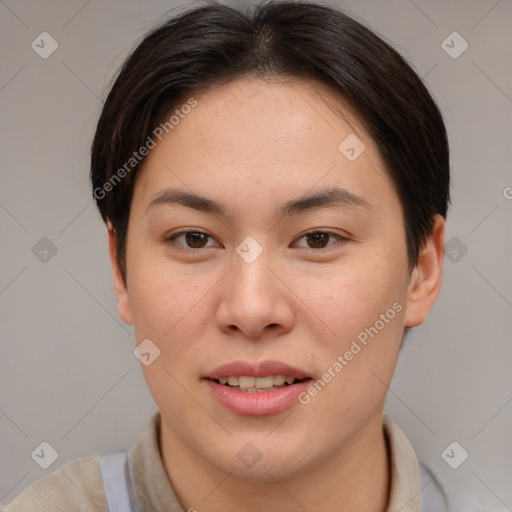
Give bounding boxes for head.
[91,0,449,482]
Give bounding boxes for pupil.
[307,232,328,248]
[186,232,207,248]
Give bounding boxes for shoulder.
[1,455,107,512]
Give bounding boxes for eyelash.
[165,230,347,254]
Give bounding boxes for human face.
[111,77,430,481]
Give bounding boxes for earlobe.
[108,225,134,326]
[404,215,446,328]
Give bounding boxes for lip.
[204,360,311,380]
[206,379,312,416]
[203,360,313,416]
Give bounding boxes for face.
[110,77,443,482]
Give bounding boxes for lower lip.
[205,379,312,416]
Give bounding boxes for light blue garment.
[99,452,133,512]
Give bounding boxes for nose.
[215,248,295,340]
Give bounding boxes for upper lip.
[204,360,311,380]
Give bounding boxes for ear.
[108,224,134,326]
[404,214,446,328]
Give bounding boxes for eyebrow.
[146,186,372,218]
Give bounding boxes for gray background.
[1,0,511,508]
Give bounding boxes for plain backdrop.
[1,0,511,508]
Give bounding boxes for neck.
[160,413,391,512]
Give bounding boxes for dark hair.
[91,0,450,283]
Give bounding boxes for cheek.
[131,275,203,336]
[129,264,216,414]
[297,262,406,401]
[127,251,220,363]
[298,264,403,342]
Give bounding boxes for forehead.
[133,77,398,217]
[177,77,370,157]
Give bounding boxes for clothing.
[1,412,445,511]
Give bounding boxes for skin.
[108,77,445,512]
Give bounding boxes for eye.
[294,230,346,250]
[165,229,346,253]
[166,230,220,251]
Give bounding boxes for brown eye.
[305,232,330,249]
[295,231,345,250]
[184,232,209,248]
[167,231,218,251]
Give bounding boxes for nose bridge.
[216,238,294,338]
[232,243,279,310]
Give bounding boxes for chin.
[224,457,309,483]
[204,434,321,483]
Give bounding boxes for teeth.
[255,376,274,388]
[217,375,297,390]
[273,375,286,385]
[239,376,256,388]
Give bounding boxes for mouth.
[203,360,313,416]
